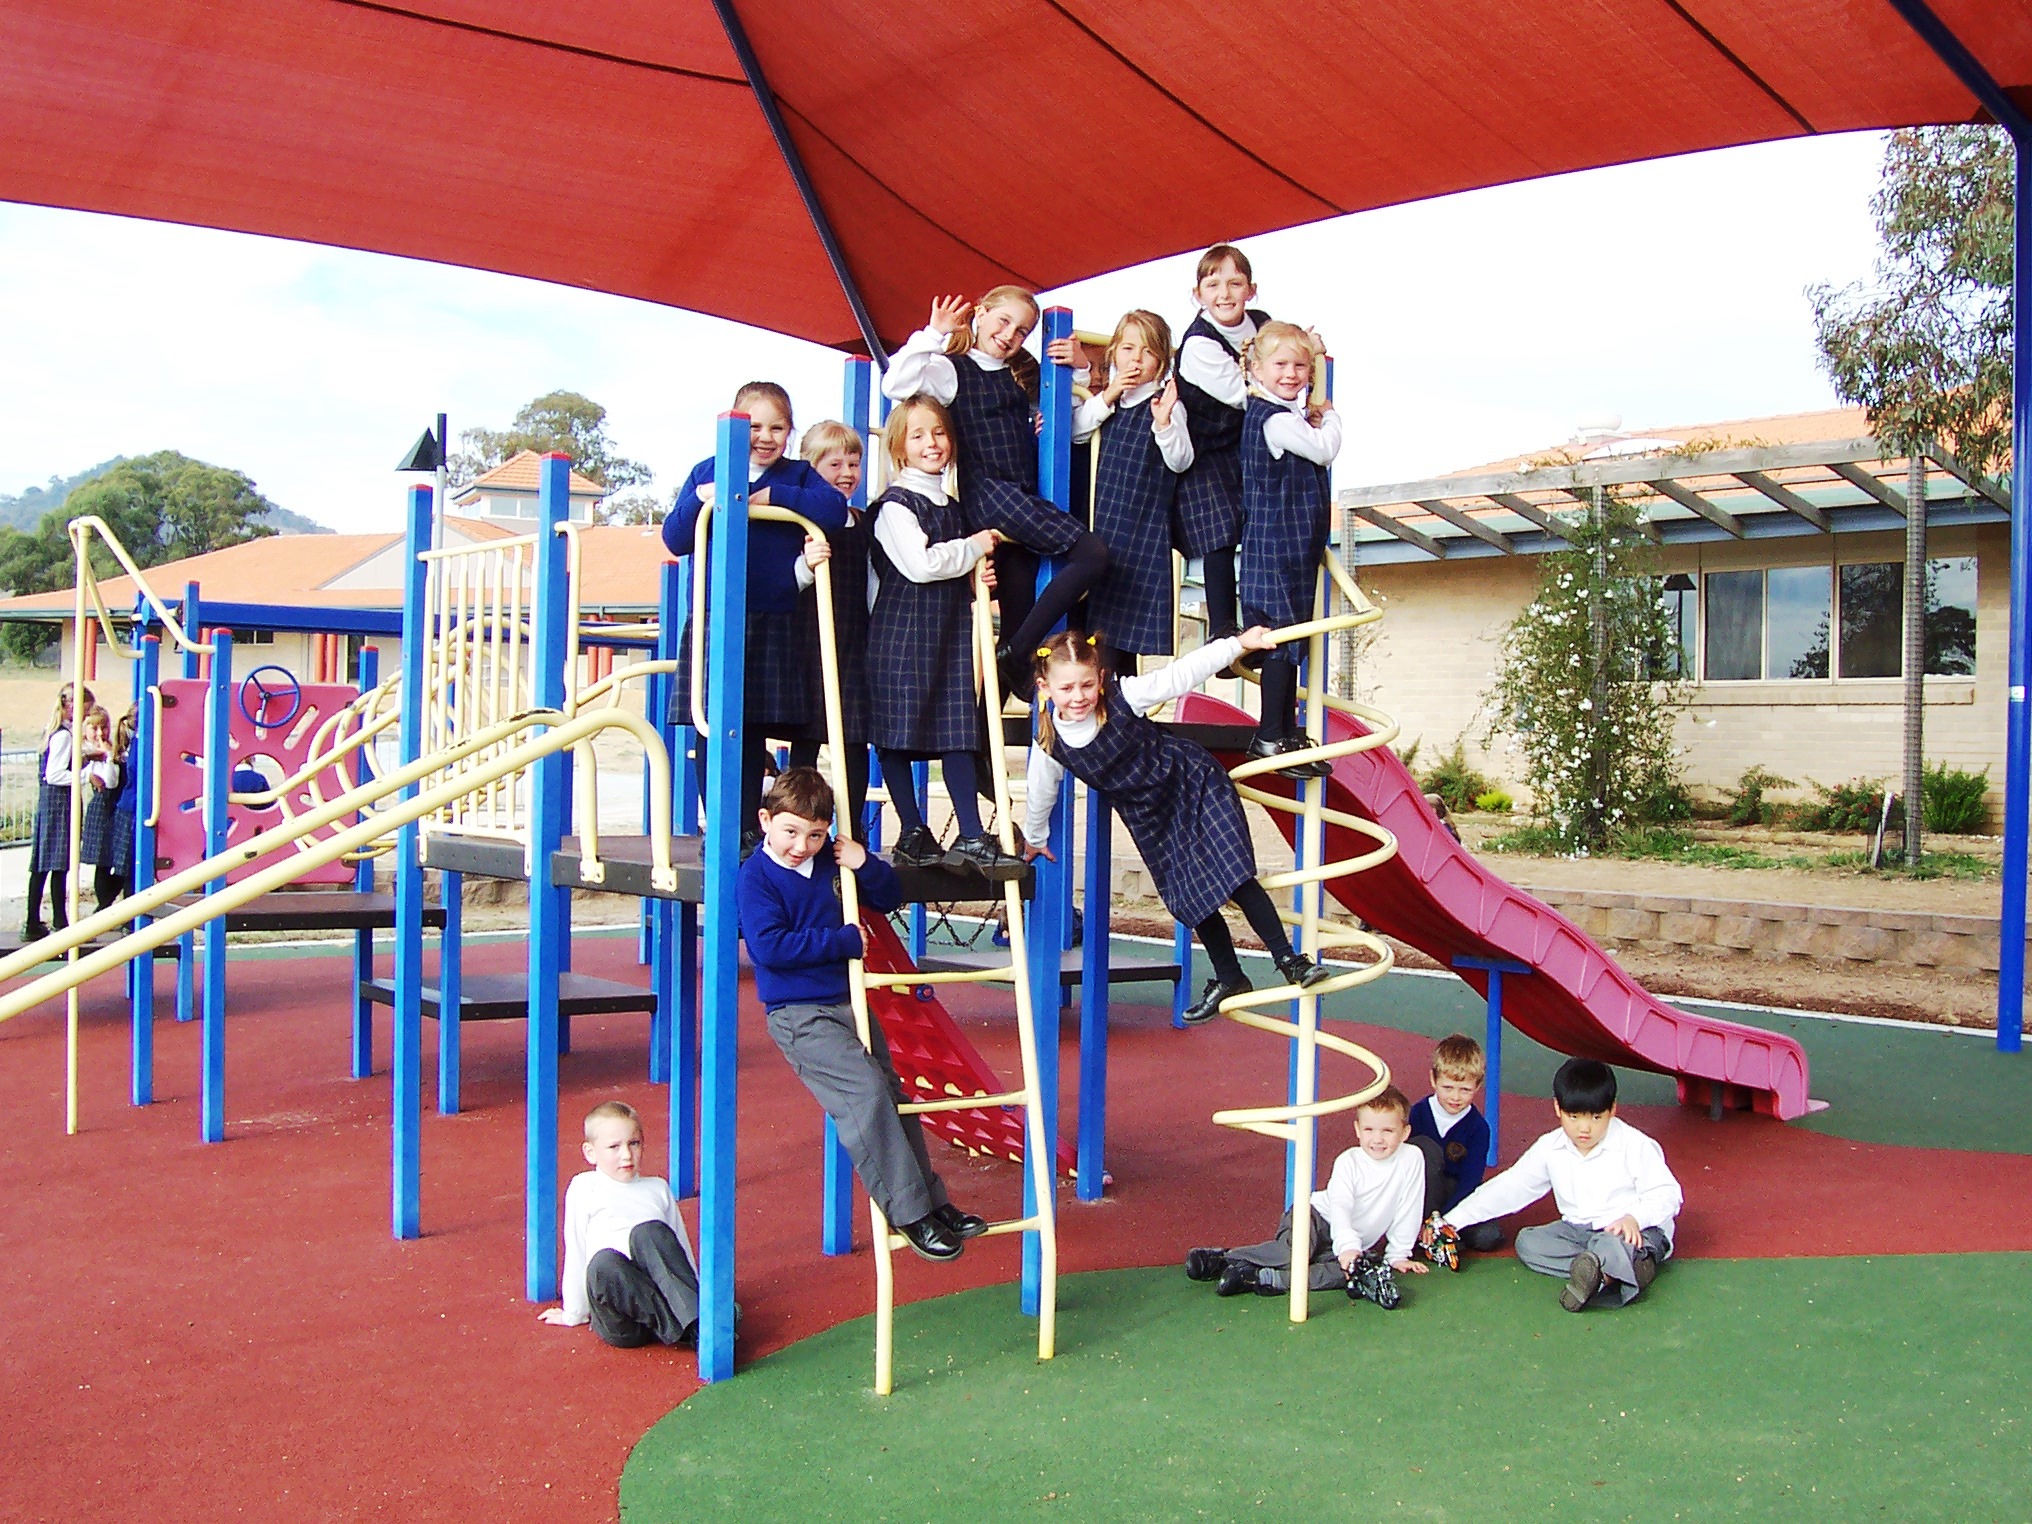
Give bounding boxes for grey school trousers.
[1225,1207,1349,1293]
[764,999,949,1227]
[587,1220,700,1348]
[1514,1219,1671,1306]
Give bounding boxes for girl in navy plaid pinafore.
[84,708,136,912]
[868,483,980,755]
[785,424,876,834]
[1173,306,1271,560]
[662,383,850,833]
[883,291,1111,675]
[24,682,92,937]
[1079,311,1196,659]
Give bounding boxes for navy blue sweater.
[736,847,903,1010]
[1409,1097,1490,1212]
[662,456,850,616]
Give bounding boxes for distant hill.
[0,458,331,536]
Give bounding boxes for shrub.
[1725,766,1795,827]
[1923,761,1990,834]
[1420,740,1495,816]
[1636,778,1696,824]
[1793,778,1890,834]
[1473,789,1514,814]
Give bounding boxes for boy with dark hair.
[1429,1059,1681,1311]
[1407,1033,1502,1263]
[1184,1085,1428,1310]
[736,766,987,1262]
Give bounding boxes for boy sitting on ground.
[1185,1085,1428,1309]
[540,1100,702,1347]
[1407,1033,1503,1265]
[1425,1058,1681,1311]
[736,766,987,1262]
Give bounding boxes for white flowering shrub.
[1485,495,1685,852]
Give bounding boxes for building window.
[1703,570,1762,681]
[1837,556,1977,678]
[1768,565,1830,678]
[224,628,276,646]
[1649,575,1697,680]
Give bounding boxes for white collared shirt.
[872,468,984,584]
[1072,382,1194,473]
[1251,384,1343,467]
[762,842,815,878]
[1426,1097,1471,1138]
[1178,310,1258,409]
[1445,1116,1682,1245]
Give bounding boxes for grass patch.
[1823,849,1997,881]
[1485,824,1795,870]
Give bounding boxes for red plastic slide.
[858,915,1079,1175]
[1176,692,1817,1120]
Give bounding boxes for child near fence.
[23,682,95,942]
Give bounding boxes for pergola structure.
[1341,436,2011,563]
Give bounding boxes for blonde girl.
[24,681,95,940]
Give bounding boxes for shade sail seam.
[774,98,1040,293]
[1037,0,1346,215]
[322,0,749,88]
[1661,0,1816,133]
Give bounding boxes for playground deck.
[2,930,2026,1521]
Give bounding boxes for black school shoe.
[993,645,1036,705]
[1215,1261,1262,1297]
[898,1213,964,1262]
[1184,1247,1228,1282]
[932,1203,990,1240]
[1182,974,1251,1026]
[944,834,1026,880]
[890,825,947,869]
[1560,1250,1605,1312]
[1346,1245,1402,1310]
[19,919,49,945]
[1244,735,1330,781]
[1273,952,1334,991]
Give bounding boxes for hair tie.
[1035,645,1054,659]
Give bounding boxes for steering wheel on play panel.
[238,665,303,730]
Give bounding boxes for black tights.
[26,870,67,929]
[994,533,1109,657]
[877,750,985,840]
[1256,655,1300,742]
[1194,878,1296,986]
[94,865,129,916]
[786,740,870,840]
[691,734,771,835]
[1201,549,1239,640]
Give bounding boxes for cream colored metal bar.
[65,515,208,658]
[557,521,584,716]
[859,967,1018,989]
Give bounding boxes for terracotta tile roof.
[455,449,607,500]
[0,532,402,616]
[1439,406,1873,479]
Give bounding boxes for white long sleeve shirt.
[1177,311,1258,410]
[1252,385,1343,467]
[556,1170,696,1326]
[1311,1143,1426,1262]
[1072,382,1195,473]
[1445,1116,1682,1247]
[1022,636,1242,849]
[41,728,74,785]
[881,325,980,406]
[872,468,986,584]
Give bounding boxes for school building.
[1334,406,2009,817]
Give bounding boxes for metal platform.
[918,945,1182,1000]
[164,889,448,934]
[0,929,179,963]
[420,831,1032,904]
[359,971,656,1022]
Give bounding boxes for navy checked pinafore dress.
[1172,307,1269,558]
[948,355,1084,556]
[792,508,872,746]
[80,758,123,866]
[665,456,849,732]
[868,487,983,754]
[1087,396,1179,656]
[1238,395,1331,631]
[29,732,72,874]
[1046,679,1257,928]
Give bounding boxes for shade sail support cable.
[710,0,890,364]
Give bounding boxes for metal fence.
[0,747,39,845]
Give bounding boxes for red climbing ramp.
[858,914,1078,1175]
[1176,692,1817,1120]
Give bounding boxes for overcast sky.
[0,131,1887,533]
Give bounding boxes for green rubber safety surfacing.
[621,1258,2031,1522]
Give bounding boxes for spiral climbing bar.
[1211,551,1400,1322]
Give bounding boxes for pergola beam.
[1487,492,1575,539]
[1927,448,2010,509]
[1414,498,1514,553]
[1345,502,1446,559]
[1829,460,1910,515]
[1556,488,1660,541]
[1646,478,1745,538]
[1733,470,1831,531]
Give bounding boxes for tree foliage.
[1809,126,2012,468]
[450,390,652,493]
[1485,495,1686,852]
[0,451,279,660]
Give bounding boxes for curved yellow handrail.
[1204,549,1401,1320]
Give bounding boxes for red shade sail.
[1,0,2028,352]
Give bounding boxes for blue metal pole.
[437,869,464,1112]
[130,633,160,1106]
[648,562,683,1087]
[2001,138,2032,1052]
[673,559,702,1199]
[199,628,233,1143]
[1171,919,1192,1028]
[392,489,431,1239]
[176,581,201,1024]
[1076,790,1111,1200]
[526,457,573,1299]
[698,412,752,1382]
[351,645,380,1079]
[1022,305,1078,1314]
[908,760,928,961]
